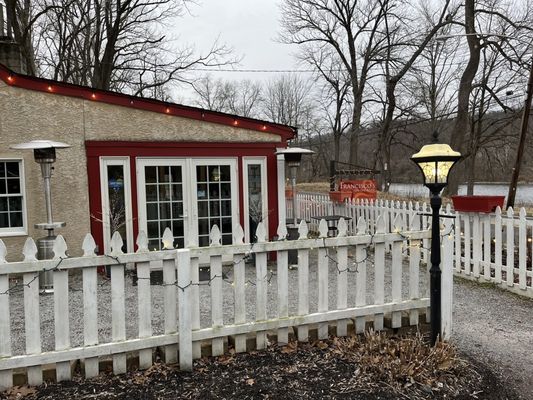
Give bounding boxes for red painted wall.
[86,141,285,253]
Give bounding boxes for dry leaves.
[5,386,36,399]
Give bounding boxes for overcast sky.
[172,0,301,102]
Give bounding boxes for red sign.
[339,179,377,200]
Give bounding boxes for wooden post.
[177,249,193,371]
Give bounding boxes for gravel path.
[452,278,533,400]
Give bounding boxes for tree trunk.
[448,0,480,194]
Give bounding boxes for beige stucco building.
[0,63,294,261]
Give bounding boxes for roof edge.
[0,63,296,140]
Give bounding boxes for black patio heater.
[411,133,460,345]
[11,140,71,293]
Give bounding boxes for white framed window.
[0,159,27,236]
[243,157,268,243]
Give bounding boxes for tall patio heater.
[11,140,71,293]
[275,147,315,227]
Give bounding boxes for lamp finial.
[432,131,439,143]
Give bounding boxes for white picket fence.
[454,206,533,297]
[0,214,453,390]
[289,192,533,298]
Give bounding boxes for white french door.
[137,159,189,251]
[137,158,238,249]
[99,157,134,254]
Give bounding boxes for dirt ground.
[0,335,518,400]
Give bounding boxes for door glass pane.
[196,163,233,246]
[144,164,185,250]
[107,165,127,252]
[247,164,263,242]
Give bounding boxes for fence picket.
[137,260,152,369]
[82,263,98,378]
[483,214,491,280]
[421,202,429,263]
[455,212,461,273]
[336,219,349,336]
[317,219,329,339]
[494,207,503,284]
[441,218,454,340]
[276,223,289,345]
[297,221,310,342]
[374,215,386,331]
[519,208,527,290]
[0,265,12,390]
[391,215,403,328]
[255,222,268,350]
[110,263,126,374]
[177,249,193,371]
[506,208,514,287]
[209,225,224,356]
[464,214,471,275]
[233,224,247,352]
[472,214,481,277]
[355,217,367,333]
[24,271,42,386]
[190,256,201,359]
[53,268,70,381]
[409,214,421,326]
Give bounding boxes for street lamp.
[275,147,314,227]
[411,134,461,345]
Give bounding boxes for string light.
[7,75,13,82]
[91,93,96,99]
[47,85,53,92]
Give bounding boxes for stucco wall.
[0,81,282,260]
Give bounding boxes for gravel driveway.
[452,278,533,400]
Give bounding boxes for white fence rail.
[289,192,533,298]
[0,215,449,390]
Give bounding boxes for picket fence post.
[441,217,454,341]
[177,249,193,371]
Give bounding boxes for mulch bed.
[1,332,517,400]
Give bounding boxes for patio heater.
[411,133,460,345]
[10,140,71,293]
[275,147,315,227]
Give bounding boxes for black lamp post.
[411,134,461,345]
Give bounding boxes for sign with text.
[339,179,377,200]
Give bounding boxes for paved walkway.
[452,278,533,400]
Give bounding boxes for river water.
[389,183,533,205]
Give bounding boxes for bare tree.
[261,74,314,127]
[448,0,533,193]
[192,75,262,117]
[280,0,390,164]
[6,0,236,98]
[372,0,457,189]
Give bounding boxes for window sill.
[0,230,28,238]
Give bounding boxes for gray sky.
[172,0,301,101]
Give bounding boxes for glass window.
[0,160,25,235]
[106,165,128,252]
[247,163,264,242]
[196,163,233,247]
[144,164,185,250]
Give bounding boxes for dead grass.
[331,331,464,393]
